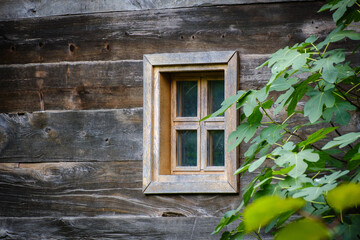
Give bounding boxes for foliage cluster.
[206,0,360,239]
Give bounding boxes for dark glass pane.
[208,80,224,115]
[177,130,197,166]
[177,81,197,117]
[208,130,224,166]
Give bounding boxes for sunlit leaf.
[243,196,305,232]
[275,218,330,240]
[326,182,360,212]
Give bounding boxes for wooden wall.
[0,0,358,239]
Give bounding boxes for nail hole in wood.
[191,35,195,39]
[69,44,76,52]
[180,36,184,39]
[105,43,110,51]
[105,138,109,142]
[221,34,225,38]
[38,42,44,48]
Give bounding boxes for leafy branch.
[205,0,360,239]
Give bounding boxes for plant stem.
[335,85,360,110]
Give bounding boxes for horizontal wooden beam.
[0,0,315,20]
[0,55,268,112]
[0,1,335,64]
[0,216,272,239]
[0,161,242,217]
[0,109,143,162]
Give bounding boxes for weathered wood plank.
[0,1,336,64]
[0,60,143,112]
[0,0,315,20]
[0,54,280,112]
[0,216,274,240]
[0,109,143,162]
[0,161,242,217]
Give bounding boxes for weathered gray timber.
[0,217,274,240]
[0,55,268,112]
[0,109,142,162]
[0,0,314,20]
[0,162,243,217]
[0,60,143,112]
[0,1,337,64]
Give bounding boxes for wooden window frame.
[143,51,239,194]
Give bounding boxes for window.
[143,51,238,194]
[171,72,225,173]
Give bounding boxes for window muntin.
[171,72,225,174]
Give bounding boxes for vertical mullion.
[200,77,207,170]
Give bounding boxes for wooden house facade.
[0,0,358,239]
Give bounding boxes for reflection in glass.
[177,130,197,166]
[208,80,224,115]
[177,81,197,117]
[208,130,224,166]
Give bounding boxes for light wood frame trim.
[143,51,239,194]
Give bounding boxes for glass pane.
[177,81,198,117]
[208,130,224,166]
[177,130,197,166]
[208,80,224,115]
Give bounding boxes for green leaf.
[335,215,360,240]
[276,149,320,178]
[227,123,260,152]
[269,77,299,92]
[305,35,318,43]
[287,74,320,115]
[275,218,330,240]
[330,0,357,23]
[304,89,335,123]
[260,124,286,145]
[298,127,338,148]
[268,47,310,74]
[323,100,356,125]
[234,164,251,175]
[274,88,294,115]
[317,26,360,49]
[262,99,273,109]
[201,90,247,121]
[248,156,267,172]
[243,91,258,117]
[247,106,263,124]
[293,184,335,201]
[312,50,345,83]
[316,170,349,185]
[327,183,360,212]
[273,165,295,175]
[322,132,360,149]
[243,196,305,232]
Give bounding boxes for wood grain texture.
[0,0,315,20]
[0,61,143,112]
[0,216,275,240]
[0,161,241,217]
[0,1,335,64]
[0,109,143,162]
[0,55,267,112]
